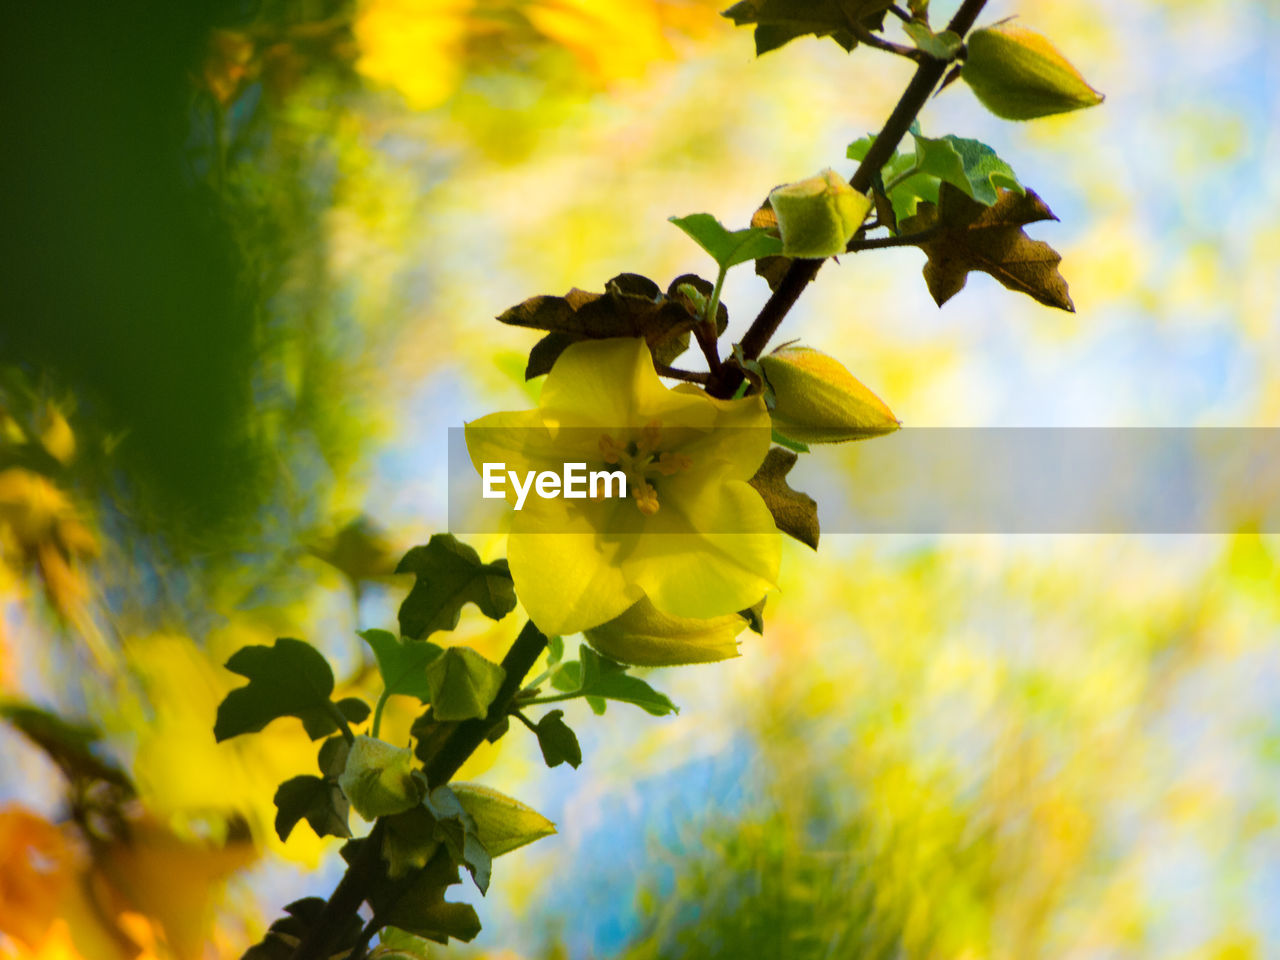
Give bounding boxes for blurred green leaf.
[396,535,516,640]
[0,700,132,790]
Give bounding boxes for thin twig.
[655,363,710,384]
[852,23,923,61]
[887,4,913,23]
[706,0,990,398]
[846,225,939,252]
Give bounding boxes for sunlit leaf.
[668,214,783,269]
[900,183,1074,310]
[452,782,557,856]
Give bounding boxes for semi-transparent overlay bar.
[450,427,1280,534]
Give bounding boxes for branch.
[846,225,939,252]
[706,0,990,398]
[655,363,710,384]
[288,621,549,960]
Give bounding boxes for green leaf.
[214,638,345,742]
[396,535,516,640]
[338,735,422,820]
[349,840,481,946]
[273,775,351,842]
[748,447,820,550]
[452,782,557,856]
[545,634,565,665]
[425,647,507,722]
[381,805,441,878]
[721,0,891,55]
[532,709,582,769]
[425,785,492,895]
[668,214,783,269]
[360,629,443,704]
[577,647,679,716]
[902,21,962,60]
[847,130,1022,223]
[243,897,363,960]
[336,697,372,726]
[371,927,434,959]
[911,132,1023,207]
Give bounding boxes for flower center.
[598,420,692,515]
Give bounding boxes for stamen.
[633,482,660,516]
[655,451,692,476]
[637,420,663,456]
[599,433,624,464]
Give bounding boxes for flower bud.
[338,735,421,820]
[760,345,899,444]
[584,596,750,667]
[962,21,1104,121]
[768,170,872,259]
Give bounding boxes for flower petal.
[507,496,644,635]
[623,471,780,619]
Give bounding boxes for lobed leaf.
[273,775,351,842]
[396,535,516,640]
[722,0,890,55]
[748,447,820,549]
[900,183,1074,311]
[214,638,345,742]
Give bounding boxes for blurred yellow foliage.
[354,0,475,110]
[125,633,330,865]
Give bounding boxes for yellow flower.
[466,338,779,636]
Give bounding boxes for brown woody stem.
[705,0,990,398]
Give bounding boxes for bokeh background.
[3,0,1279,957]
